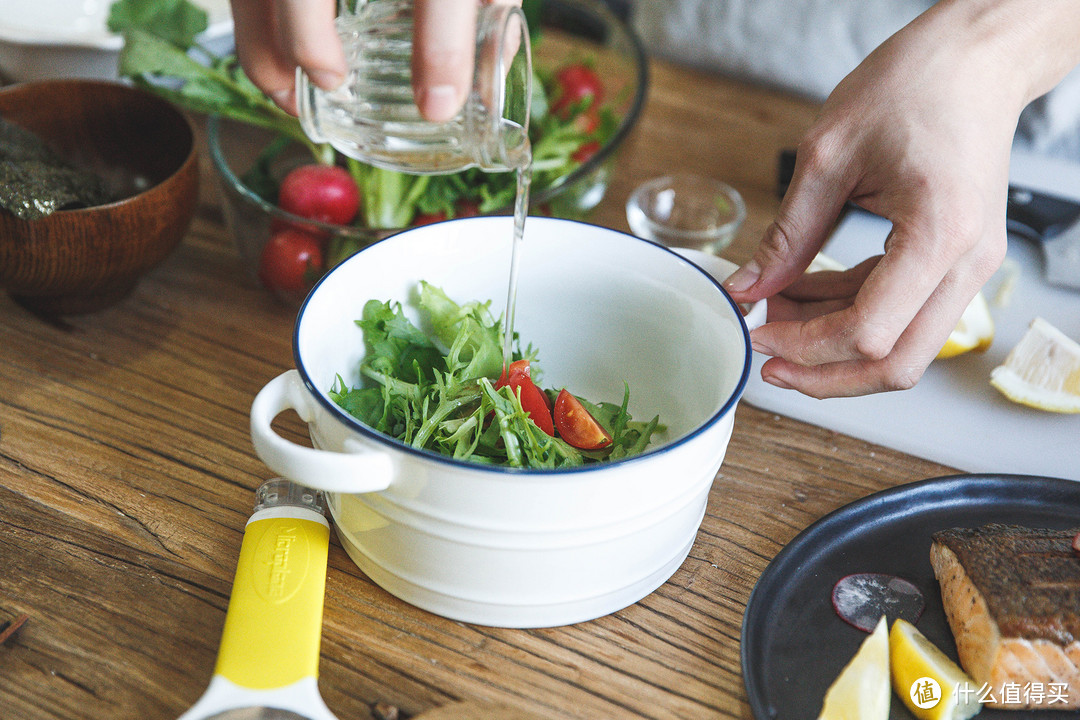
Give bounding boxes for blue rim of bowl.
[291,216,753,476]
[206,0,648,224]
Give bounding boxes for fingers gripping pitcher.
[297,0,532,174]
[297,0,535,372]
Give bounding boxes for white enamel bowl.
[251,216,763,628]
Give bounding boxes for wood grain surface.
[0,58,956,720]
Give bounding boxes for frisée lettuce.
[329,282,662,468]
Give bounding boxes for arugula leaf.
[576,391,663,462]
[415,173,474,216]
[329,376,386,430]
[356,298,444,385]
[419,282,503,381]
[330,284,661,469]
[478,378,581,468]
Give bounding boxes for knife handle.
[1007,186,1080,241]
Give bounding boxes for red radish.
[831,573,925,632]
[277,164,360,226]
[258,228,324,292]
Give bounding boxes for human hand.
[723,0,1080,398]
[230,0,346,114]
[230,0,519,118]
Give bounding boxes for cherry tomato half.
[496,360,554,436]
[553,389,612,450]
[550,63,603,119]
[258,228,324,293]
[277,164,360,226]
[571,103,600,134]
[571,140,602,164]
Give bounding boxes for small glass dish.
[626,173,746,254]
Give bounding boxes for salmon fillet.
[930,524,1080,709]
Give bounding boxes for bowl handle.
[674,249,768,331]
[250,370,394,493]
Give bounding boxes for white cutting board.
[741,149,1080,481]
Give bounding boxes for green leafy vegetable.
[330,284,662,469]
[108,0,208,48]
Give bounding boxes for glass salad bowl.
[207,0,648,304]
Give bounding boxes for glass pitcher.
[297,0,532,175]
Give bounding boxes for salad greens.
[108,0,618,230]
[329,283,662,469]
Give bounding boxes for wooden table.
[0,58,956,719]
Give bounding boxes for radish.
[831,573,925,632]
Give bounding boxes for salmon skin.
[930,523,1080,709]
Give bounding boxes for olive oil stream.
[501,143,532,373]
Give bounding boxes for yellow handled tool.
[178,479,339,720]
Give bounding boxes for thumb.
[724,151,852,302]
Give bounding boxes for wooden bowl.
[0,80,198,315]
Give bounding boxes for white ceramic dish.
[0,0,233,82]
[250,216,764,628]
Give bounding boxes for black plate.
[741,474,1080,719]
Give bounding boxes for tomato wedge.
[496,360,554,436]
[571,139,601,164]
[497,359,530,388]
[553,389,612,450]
[551,64,603,119]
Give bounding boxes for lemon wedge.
[806,251,847,273]
[817,616,890,720]
[937,291,994,359]
[990,317,1080,413]
[890,619,981,720]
